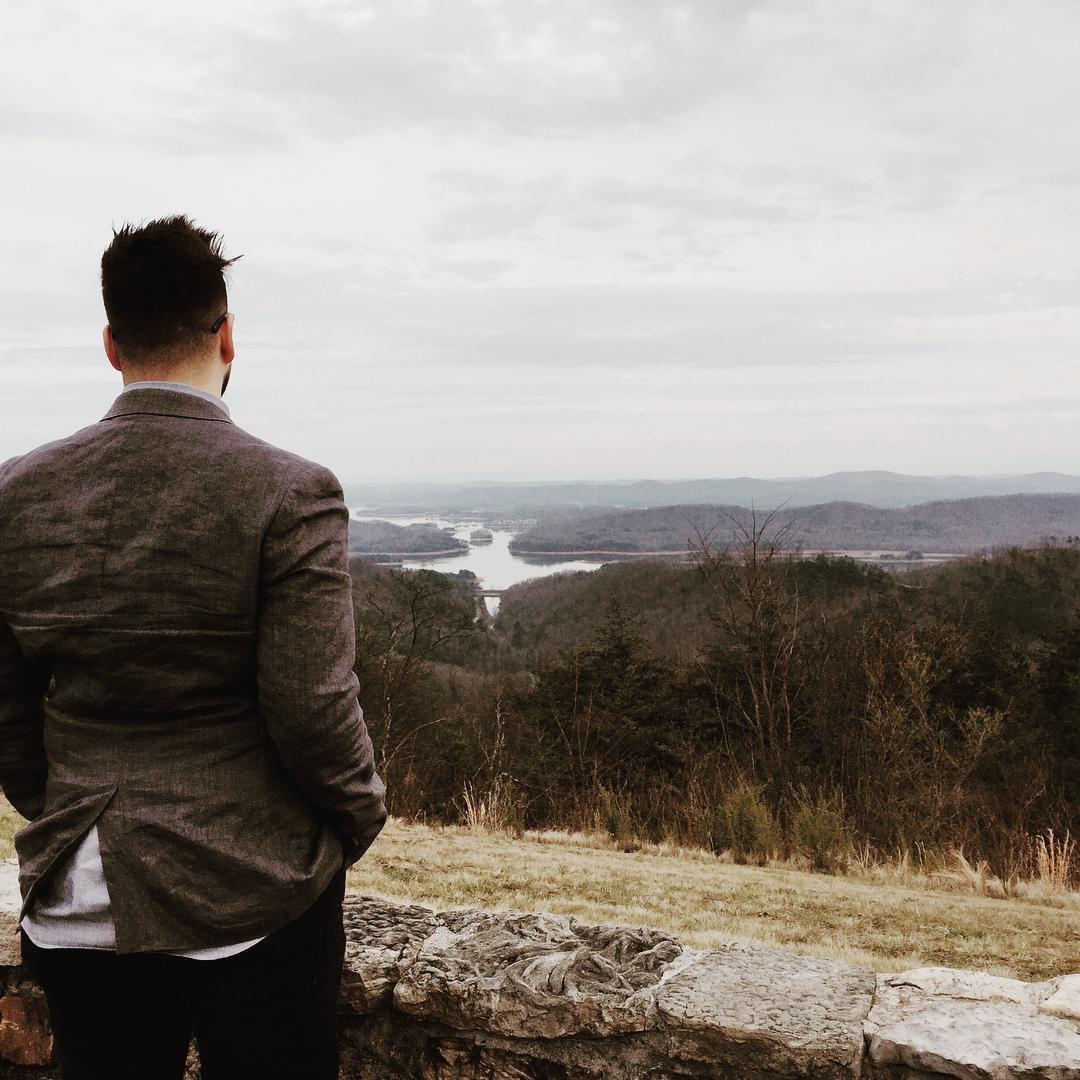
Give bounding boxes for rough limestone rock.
[655,945,876,1078]
[866,967,1080,1079]
[0,862,21,970]
[874,967,1050,1009]
[869,1000,1080,1079]
[341,895,439,1013]
[1044,977,1080,1024]
[392,906,686,1038]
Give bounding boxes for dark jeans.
[20,866,347,1080]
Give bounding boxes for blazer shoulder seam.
[259,460,327,548]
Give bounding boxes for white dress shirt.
[20,380,265,959]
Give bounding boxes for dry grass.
[1035,830,1077,894]
[934,847,1011,899]
[348,817,1080,982]
[460,777,515,834]
[2,796,1075,981]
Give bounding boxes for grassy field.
[0,798,19,866]
[2,797,1075,981]
[348,818,1078,982]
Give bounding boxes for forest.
[347,528,1080,884]
[347,518,468,555]
[509,494,1080,555]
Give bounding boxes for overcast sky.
[3,1,1080,482]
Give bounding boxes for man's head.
[101,215,239,395]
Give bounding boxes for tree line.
[508,494,1080,555]
[347,526,1079,882]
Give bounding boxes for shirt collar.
[121,380,230,417]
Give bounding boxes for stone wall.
[2,860,1078,1078]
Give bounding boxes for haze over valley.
[344,470,1080,517]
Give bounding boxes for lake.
[349,512,612,614]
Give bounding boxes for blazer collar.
[101,387,234,425]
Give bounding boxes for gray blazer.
[0,386,386,953]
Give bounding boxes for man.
[0,215,387,1078]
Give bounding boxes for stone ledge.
[338,888,1080,1079]
[865,967,1080,1079]
[3,859,1079,1078]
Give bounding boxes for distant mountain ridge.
[344,471,1080,514]
[508,494,1080,555]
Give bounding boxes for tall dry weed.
[938,847,1011,899]
[460,775,520,835]
[1034,830,1076,894]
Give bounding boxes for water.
[349,512,609,615]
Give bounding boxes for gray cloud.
[4,0,1080,480]
[217,3,761,140]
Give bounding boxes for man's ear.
[219,313,235,366]
[103,326,122,372]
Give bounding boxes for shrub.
[596,784,640,851]
[791,789,850,874]
[709,783,775,865]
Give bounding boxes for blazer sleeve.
[0,612,50,821]
[256,462,387,866]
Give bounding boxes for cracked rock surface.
[866,967,1080,1079]
[868,1000,1080,1079]
[392,906,685,1037]
[341,895,439,1013]
[656,945,876,1078]
[0,862,20,970]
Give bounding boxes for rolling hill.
[508,494,1080,555]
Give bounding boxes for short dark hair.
[101,215,239,362]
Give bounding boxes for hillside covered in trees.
[348,541,1079,883]
[509,494,1080,555]
[347,518,467,555]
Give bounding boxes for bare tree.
[354,566,477,781]
[691,505,805,784]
